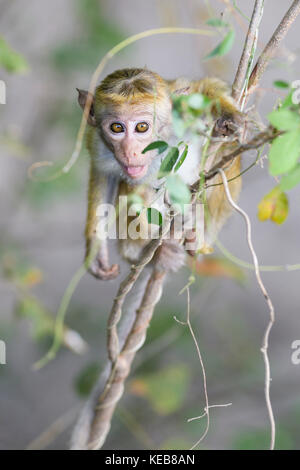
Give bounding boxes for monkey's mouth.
[123,165,148,179]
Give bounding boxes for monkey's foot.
[88,260,120,280]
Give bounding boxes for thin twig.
[219,168,276,451]
[175,289,232,449]
[190,127,279,192]
[232,0,264,102]
[175,288,210,449]
[248,0,300,94]
[187,403,232,422]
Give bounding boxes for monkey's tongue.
[124,165,146,177]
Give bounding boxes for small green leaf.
[0,36,29,74]
[206,18,229,27]
[204,29,235,60]
[268,109,300,131]
[165,174,191,212]
[280,163,300,191]
[174,145,188,172]
[281,91,294,108]
[269,131,300,175]
[187,93,205,110]
[147,207,162,226]
[142,140,168,154]
[172,110,186,138]
[158,146,179,177]
[274,80,289,89]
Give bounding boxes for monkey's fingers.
[88,261,120,280]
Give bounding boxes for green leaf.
[147,207,162,226]
[187,93,206,110]
[175,145,189,172]
[257,186,289,224]
[130,364,190,415]
[206,18,229,27]
[273,80,290,89]
[280,163,300,191]
[204,29,235,60]
[269,131,300,175]
[268,109,300,131]
[142,140,168,154]
[165,174,191,212]
[281,91,294,108]
[158,146,179,177]
[0,36,29,74]
[172,110,186,138]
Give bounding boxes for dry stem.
[219,169,276,450]
[232,0,264,102]
[248,0,300,93]
[87,268,167,450]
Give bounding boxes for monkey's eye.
[110,122,125,133]
[135,122,149,133]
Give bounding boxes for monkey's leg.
[85,165,119,280]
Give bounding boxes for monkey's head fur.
[77,68,172,184]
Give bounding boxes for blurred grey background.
[1,0,300,450]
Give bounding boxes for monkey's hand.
[213,112,245,138]
[88,257,120,281]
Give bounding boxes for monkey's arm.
[85,164,119,280]
[194,77,244,135]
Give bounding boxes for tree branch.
[86,268,167,450]
[232,0,265,102]
[219,169,276,450]
[248,0,300,93]
[190,127,279,191]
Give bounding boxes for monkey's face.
[100,110,158,181]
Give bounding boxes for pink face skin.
[101,111,156,180]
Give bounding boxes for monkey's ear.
[76,88,97,127]
[172,86,190,96]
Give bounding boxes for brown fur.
[78,68,243,278]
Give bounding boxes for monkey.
[72,69,243,449]
[77,68,242,280]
